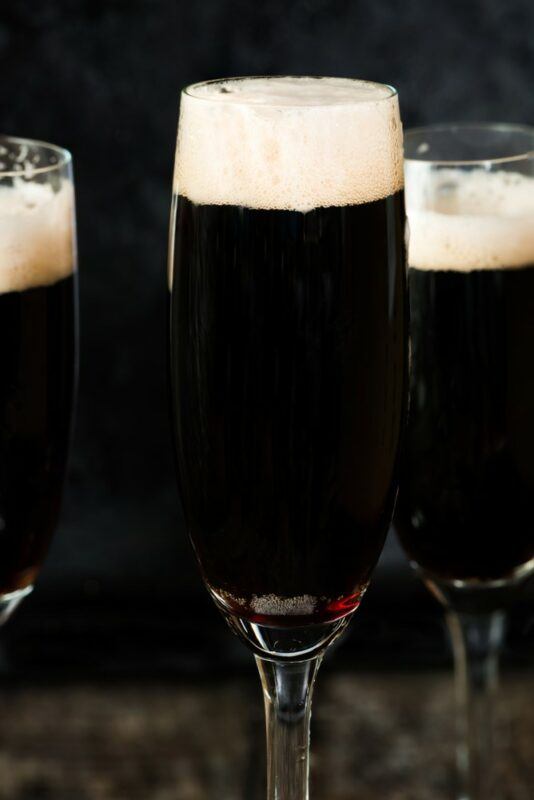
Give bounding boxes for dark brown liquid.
[0,275,76,594]
[170,194,407,625]
[396,264,534,582]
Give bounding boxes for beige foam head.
[174,77,404,213]
[406,168,534,271]
[0,179,75,293]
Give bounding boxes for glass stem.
[255,654,322,800]
[446,608,506,800]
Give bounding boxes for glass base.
[416,559,534,613]
[219,606,351,661]
[0,586,33,626]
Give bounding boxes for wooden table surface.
[0,667,532,800]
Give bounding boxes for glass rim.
[404,122,534,167]
[182,75,398,107]
[0,135,72,178]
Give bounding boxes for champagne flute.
[396,123,534,800]
[169,76,408,800]
[0,136,77,624]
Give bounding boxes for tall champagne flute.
[0,136,77,624]
[0,137,76,623]
[396,123,534,800]
[169,77,407,800]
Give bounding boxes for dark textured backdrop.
[1,0,533,617]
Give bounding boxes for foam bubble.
[174,77,403,212]
[0,180,75,293]
[214,586,324,617]
[407,169,534,272]
[250,593,319,617]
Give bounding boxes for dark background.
[1,0,534,671]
